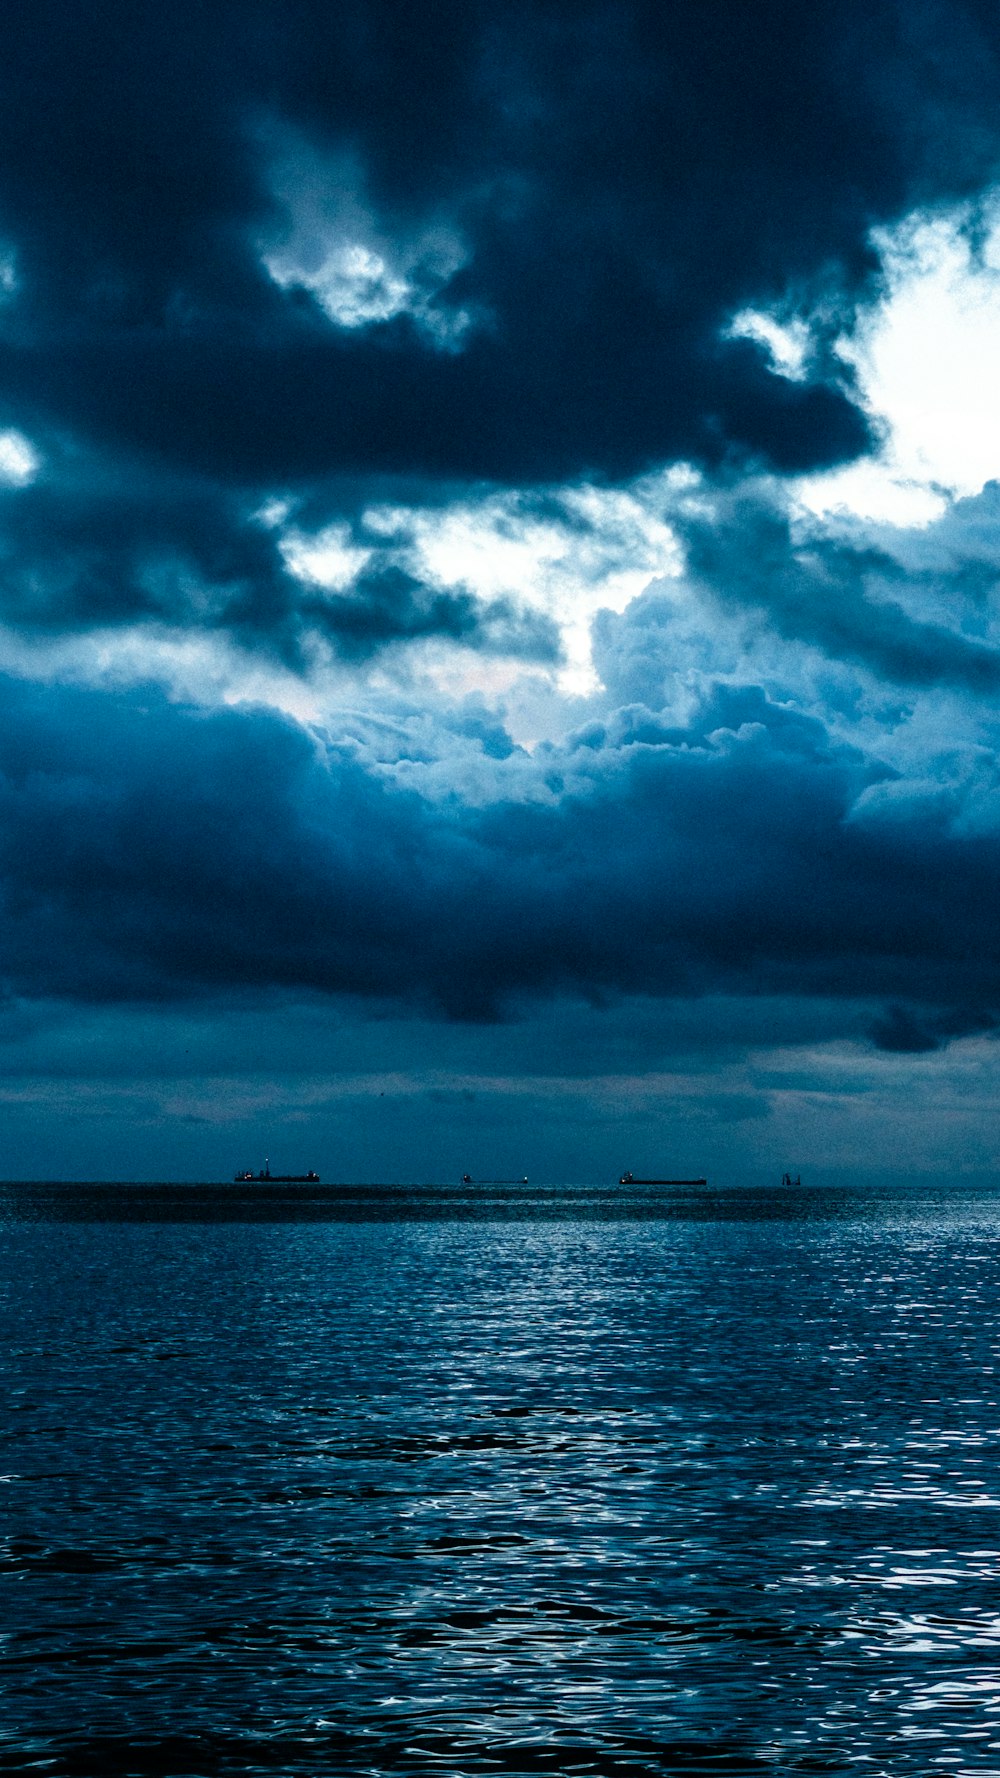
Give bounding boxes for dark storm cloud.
[1,0,998,487]
[0,475,290,635]
[299,564,559,662]
[0,473,555,662]
[1,675,998,1039]
[870,1003,998,1053]
[674,490,1000,695]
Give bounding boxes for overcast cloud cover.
[5,0,1000,1181]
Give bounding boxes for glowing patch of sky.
[850,205,1000,497]
[280,479,685,696]
[0,430,39,486]
[733,192,1000,526]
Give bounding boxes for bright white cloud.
[260,131,476,349]
[726,308,811,380]
[795,459,947,527]
[0,430,38,486]
[280,521,371,591]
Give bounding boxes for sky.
[6,0,1000,1182]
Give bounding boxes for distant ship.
[234,1159,320,1183]
[619,1172,707,1185]
[462,1174,528,1184]
[781,1172,802,1187]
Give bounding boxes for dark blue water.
[3,1180,1000,1776]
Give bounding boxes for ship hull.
[233,1171,320,1183]
[619,1175,707,1185]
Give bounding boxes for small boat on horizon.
[234,1159,320,1183]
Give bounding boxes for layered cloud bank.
[1,674,996,1051]
[4,0,1000,1174]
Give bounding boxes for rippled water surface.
[4,1180,1000,1775]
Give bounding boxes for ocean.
[2,1179,999,1776]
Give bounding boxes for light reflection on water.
[2,1182,1000,1772]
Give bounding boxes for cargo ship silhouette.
[619,1172,707,1185]
[234,1159,320,1183]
